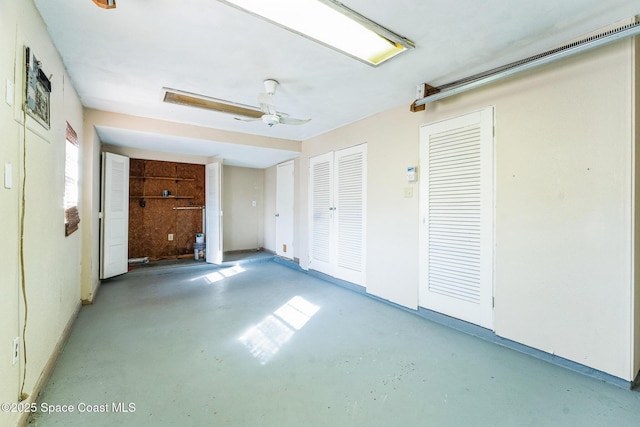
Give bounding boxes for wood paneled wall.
[128,159,205,260]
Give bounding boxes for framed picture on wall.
[24,46,51,130]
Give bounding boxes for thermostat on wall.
[407,166,417,183]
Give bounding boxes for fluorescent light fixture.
[218,0,414,66]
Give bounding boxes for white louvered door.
[309,144,367,286]
[309,152,334,276]
[334,144,367,285]
[419,108,494,329]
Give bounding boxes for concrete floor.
[28,260,640,426]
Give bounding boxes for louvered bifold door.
[419,108,494,329]
[309,152,334,276]
[334,144,367,286]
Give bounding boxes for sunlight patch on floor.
[239,296,320,364]
[202,265,246,284]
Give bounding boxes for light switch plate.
[6,80,14,106]
[4,163,12,189]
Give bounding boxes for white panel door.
[309,152,334,276]
[206,161,223,264]
[419,108,494,329]
[100,152,129,279]
[334,144,367,286]
[276,160,295,259]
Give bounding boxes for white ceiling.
[34,0,639,168]
[96,125,299,168]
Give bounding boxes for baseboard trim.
[18,301,82,427]
[272,258,633,390]
[412,307,632,390]
[224,248,265,255]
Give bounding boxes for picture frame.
[24,46,51,130]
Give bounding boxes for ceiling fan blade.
[163,88,263,119]
[233,117,261,122]
[257,92,277,115]
[279,116,311,126]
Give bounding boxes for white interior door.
[206,161,223,264]
[334,144,367,286]
[309,145,367,286]
[419,107,494,329]
[276,160,295,259]
[100,152,129,279]
[309,152,334,276]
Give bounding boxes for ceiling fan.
[235,79,311,127]
[162,79,310,127]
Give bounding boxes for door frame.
[418,107,495,329]
[276,160,295,259]
[205,161,223,264]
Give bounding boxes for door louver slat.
[428,124,482,304]
[312,161,331,263]
[337,152,364,272]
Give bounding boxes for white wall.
[0,2,84,425]
[300,107,423,308]
[298,39,638,381]
[492,40,634,381]
[223,166,265,251]
[634,34,640,384]
[0,2,23,423]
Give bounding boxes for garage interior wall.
[299,37,639,381]
[223,165,265,252]
[0,2,85,426]
[634,32,640,381]
[2,8,639,427]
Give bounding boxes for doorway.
[418,108,494,329]
[276,160,295,259]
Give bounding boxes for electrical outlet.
[12,337,19,365]
[168,234,174,241]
